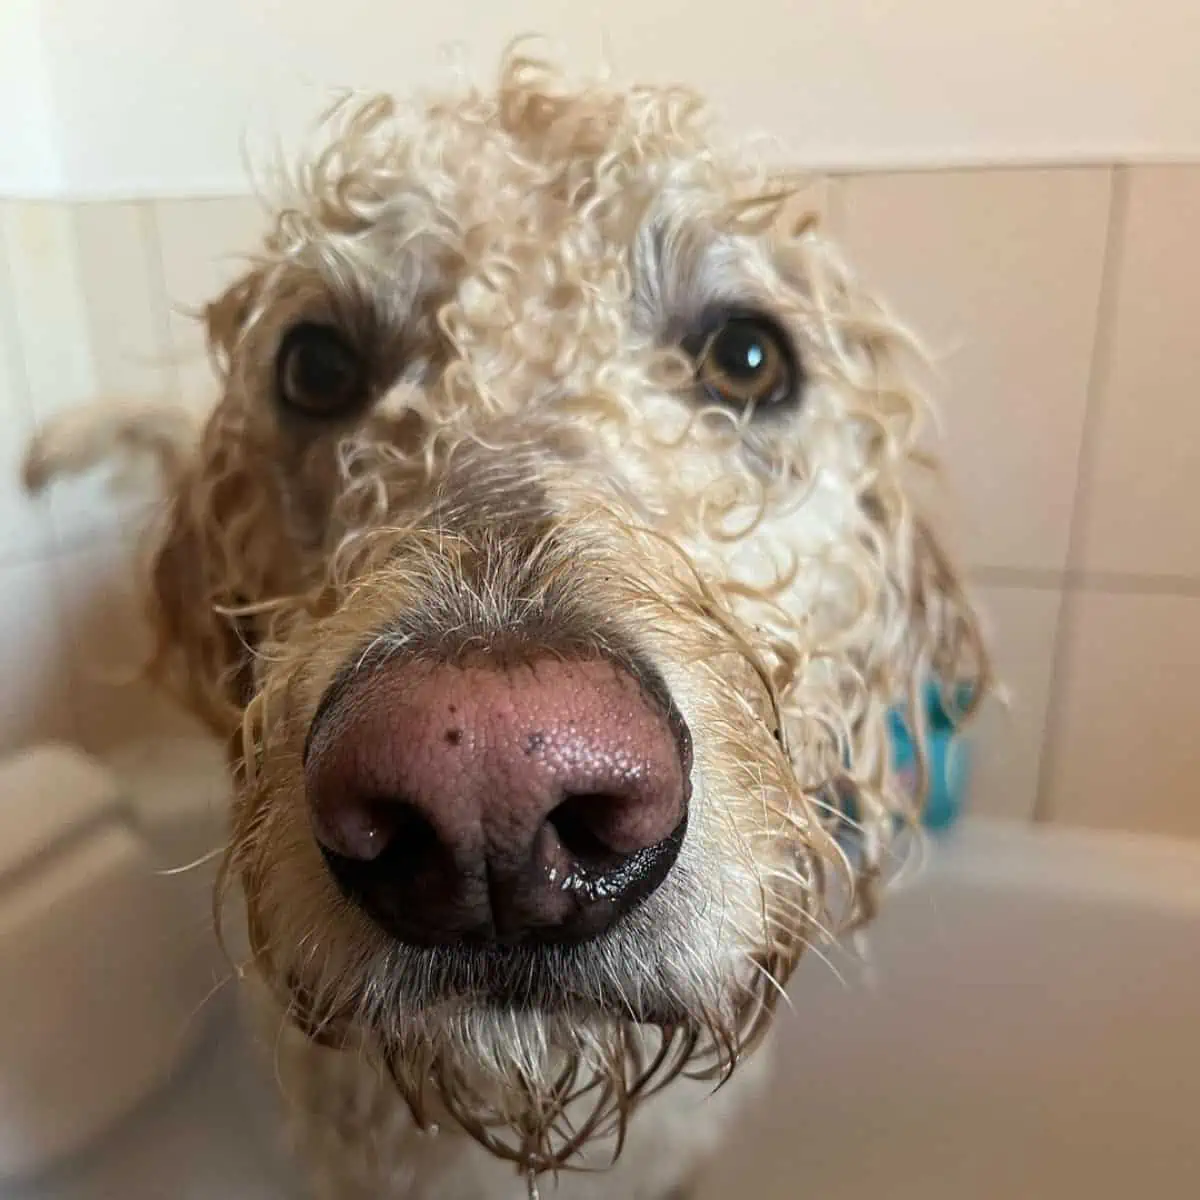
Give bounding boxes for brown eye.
[693,314,798,411]
[276,323,365,416]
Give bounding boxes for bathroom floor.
[4,998,300,1200]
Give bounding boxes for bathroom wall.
[2,4,1198,839]
[10,0,1200,197]
[4,167,1199,839]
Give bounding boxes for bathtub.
[699,820,1200,1199]
[7,817,1198,1200]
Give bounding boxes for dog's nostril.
[547,794,630,874]
[319,797,451,923]
[374,800,441,865]
[315,793,441,868]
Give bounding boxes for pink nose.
[304,655,691,945]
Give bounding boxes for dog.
[25,50,989,1200]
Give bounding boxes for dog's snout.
[304,655,691,946]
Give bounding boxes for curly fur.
[25,47,989,1199]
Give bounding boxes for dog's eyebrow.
[633,206,779,348]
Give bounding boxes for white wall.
[7,0,1200,198]
[0,0,62,195]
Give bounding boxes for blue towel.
[888,683,974,830]
[837,682,975,835]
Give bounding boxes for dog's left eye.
[690,314,798,412]
[276,323,366,416]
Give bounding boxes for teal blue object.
[887,683,974,831]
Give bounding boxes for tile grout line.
[138,200,185,409]
[1031,165,1131,824]
[800,157,1200,180]
[970,564,1200,597]
[3,156,1199,206]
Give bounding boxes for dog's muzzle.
[304,652,691,947]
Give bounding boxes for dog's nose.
[304,655,690,946]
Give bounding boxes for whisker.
[156,844,228,876]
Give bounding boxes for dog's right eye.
[276,323,366,417]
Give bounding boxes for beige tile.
[1045,590,1200,839]
[72,203,172,401]
[965,584,1063,822]
[151,197,266,411]
[839,168,1112,573]
[0,210,55,559]
[1078,168,1200,578]
[0,204,94,416]
[0,556,78,754]
[55,538,204,754]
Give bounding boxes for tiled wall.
[0,198,264,755]
[1,169,1197,838]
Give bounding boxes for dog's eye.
[277,323,365,416]
[692,315,797,411]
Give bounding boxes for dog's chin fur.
[24,46,991,1197]
[375,1005,728,1169]
[272,948,770,1178]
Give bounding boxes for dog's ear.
[147,269,290,742]
[836,492,989,907]
[884,508,991,796]
[147,446,258,740]
[906,516,989,707]
[204,269,262,375]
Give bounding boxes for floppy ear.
[203,270,262,374]
[884,507,992,809]
[829,491,990,923]
[22,400,197,493]
[146,270,288,741]
[147,434,261,740]
[908,516,989,706]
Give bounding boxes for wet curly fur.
[25,48,989,1200]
